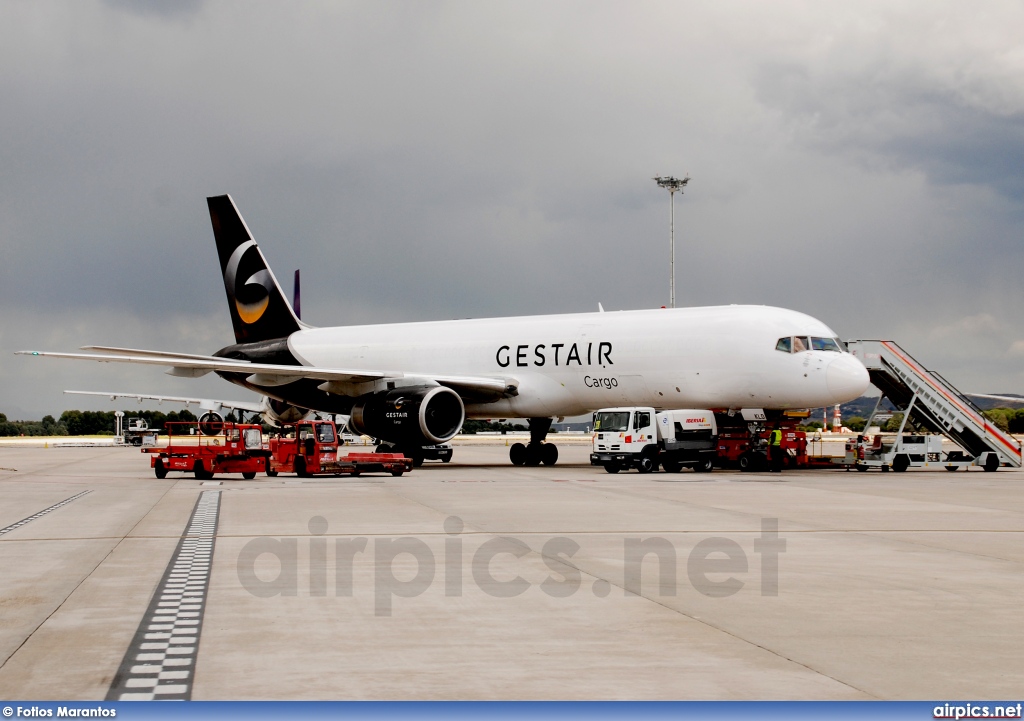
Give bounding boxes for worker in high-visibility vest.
[768,425,784,472]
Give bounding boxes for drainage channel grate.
[106,490,221,701]
[0,490,92,536]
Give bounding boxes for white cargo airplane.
[19,195,870,466]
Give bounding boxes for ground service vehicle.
[123,417,157,444]
[269,420,413,477]
[852,433,983,472]
[145,421,265,479]
[591,407,717,473]
[374,441,453,466]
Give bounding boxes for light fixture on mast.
[653,174,690,308]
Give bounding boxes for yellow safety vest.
[769,430,782,446]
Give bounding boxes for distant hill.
[969,394,1024,410]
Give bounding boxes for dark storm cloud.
[104,0,205,19]
[755,63,1024,202]
[2,1,1024,417]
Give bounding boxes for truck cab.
[591,407,718,474]
[267,420,339,477]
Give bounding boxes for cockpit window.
[777,336,845,353]
[811,337,843,352]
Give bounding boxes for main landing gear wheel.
[509,442,527,466]
[541,443,558,466]
[524,444,543,467]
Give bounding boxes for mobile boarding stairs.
[847,340,1022,472]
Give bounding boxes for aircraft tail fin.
[207,195,303,344]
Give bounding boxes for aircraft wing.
[81,346,232,362]
[20,349,518,402]
[964,393,1024,404]
[63,390,264,414]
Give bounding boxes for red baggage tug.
[145,421,267,479]
[145,419,413,479]
[267,419,412,477]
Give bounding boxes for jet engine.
[260,397,310,425]
[349,386,465,445]
[197,411,225,436]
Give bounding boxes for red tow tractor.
[145,420,267,479]
[267,419,413,477]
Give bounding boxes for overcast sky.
[2,0,1023,419]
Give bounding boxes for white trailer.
[591,407,717,474]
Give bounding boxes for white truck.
[590,407,718,474]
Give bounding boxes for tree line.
[0,409,208,436]
[836,407,1024,434]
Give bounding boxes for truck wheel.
[266,468,278,477]
[661,459,681,473]
[695,457,714,473]
[154,461,168,479]
[984,454,1000,472]
[944,465,959,472]
[856,464,868,472]
[391,469,404,477]
[738,453,753,472]
[295,457,311,478]
[193,462,213,480]
[541,443,558,466]
[509,443,527,466]
[604,462,620,474]
[893,455,910,472]
[242,471,256,480]
[637,456,655,474]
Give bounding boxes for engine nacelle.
[260,397,310,425]
[349,386,465,445]
[197,411,225,436]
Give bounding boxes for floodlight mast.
[653,174,690,308]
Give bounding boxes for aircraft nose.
[826,354,870,402]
